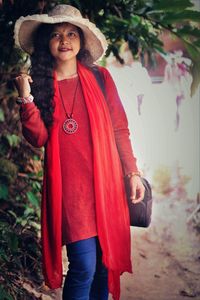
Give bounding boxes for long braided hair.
[30,23,93,127]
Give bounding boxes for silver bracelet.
[16,94,34,104]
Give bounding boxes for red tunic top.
[19,67,139,245]
[58,76,97,244]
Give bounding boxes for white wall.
[108,64,200,199]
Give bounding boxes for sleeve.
[19,102,49,148]
[99,67,139,176]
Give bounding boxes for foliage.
[70,0,200,95]
[0,209,42,300]
[0,149,43,299]
[0,84,43,297]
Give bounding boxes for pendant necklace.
[59,77,79,134]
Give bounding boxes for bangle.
[16,94,34,104]
[125,171,142,179]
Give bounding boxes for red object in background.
[147,30,187,79]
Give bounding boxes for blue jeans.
[62,237,109,300]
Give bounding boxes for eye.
[67,31,78,39]
[50,32,61,39]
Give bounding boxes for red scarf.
[41,62,132,300]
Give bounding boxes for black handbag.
[125,177,153,227]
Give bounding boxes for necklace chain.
[59,77,79,118]
[58,77,79,134]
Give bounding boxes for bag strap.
[90,65,106,98]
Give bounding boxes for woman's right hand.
[15,73,33,97]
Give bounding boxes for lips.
[58,48,72,52]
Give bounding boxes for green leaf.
[0,184,8,200]
[0,248,7,261]
[33,155,40,161]
[162,10,200,24]
[183,40,200,62]
[0,108,5,122]
[29,220,41,231]
[23,206,34,217]
[8,232,19,252]
[36,170,43,178]
[190,61,200,97]
[26,191,39,207]
[6,134,21,147]
[16,218,27,227]
[107,15,129,27]
[8,210,18,220]
[152,0,193,12]
[177,25,200,38]
[154,45,166,55]
[130,15,141,27]
[0,287,13,300]
[32,181,41,191]
[193,39,200,48]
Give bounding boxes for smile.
[58,48,72,52]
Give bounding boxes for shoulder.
[93,65,114,84]
[96,65,111,77]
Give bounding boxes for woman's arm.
[99,67,145,203]
[15,73,48,148]
[19,102,48,148]
[99,66,139,176]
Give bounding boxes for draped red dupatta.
[41,62,132,300]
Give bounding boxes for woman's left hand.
[129,175,145,204]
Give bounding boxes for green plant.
[0,208,42,299]
[0,92,43,298]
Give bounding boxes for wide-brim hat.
[14,4,108,62]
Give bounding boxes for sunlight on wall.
[108,64,200,199]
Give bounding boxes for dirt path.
[118,195,200,300]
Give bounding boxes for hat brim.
[14,14,108,62]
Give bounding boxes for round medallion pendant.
[63,118,78,134]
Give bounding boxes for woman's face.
[49,23,81,64]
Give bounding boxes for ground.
[119,194,200,300]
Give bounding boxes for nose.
[60,34,70,44]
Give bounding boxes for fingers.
[129,182,145,204]
[15,73,33,97]
[15,73,33,83]
[131,192,144,204]
[130,184,136,202]
[130,193,144,204]
[28,76,33,83]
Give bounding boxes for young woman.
[14,5,145,300]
